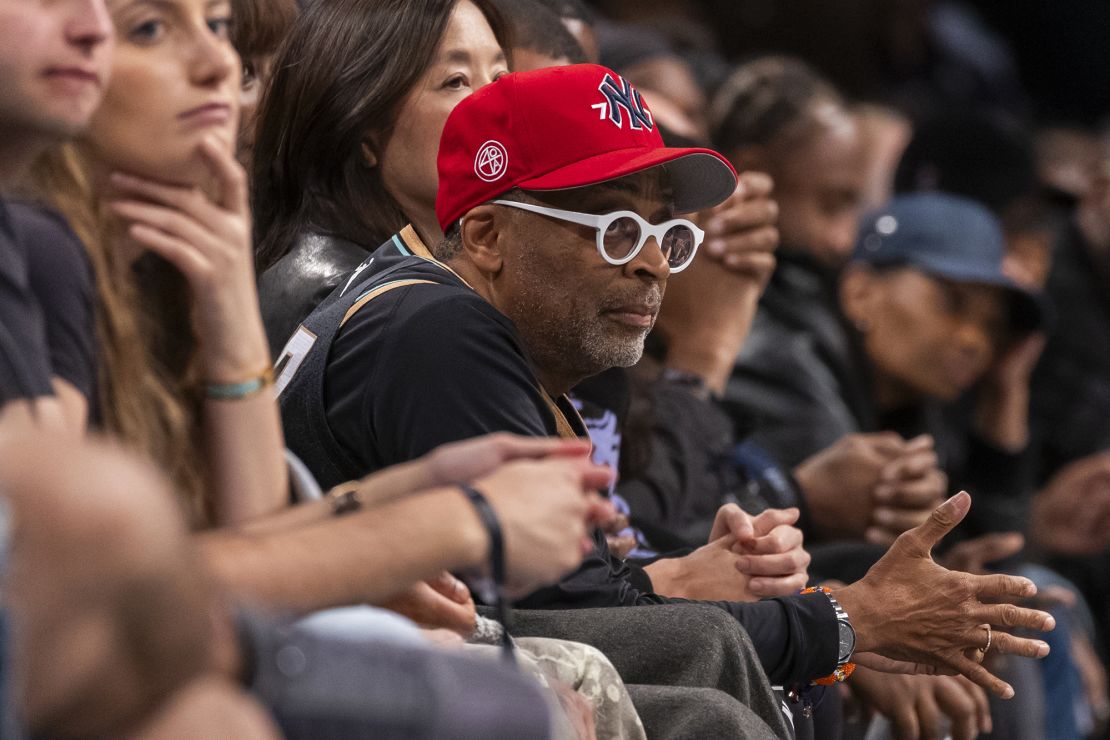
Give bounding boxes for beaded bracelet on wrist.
[205,366,275,401]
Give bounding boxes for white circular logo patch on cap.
[474,140,508,182]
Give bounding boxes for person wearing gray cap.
[729,191,1045,538]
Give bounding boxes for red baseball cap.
[435,63,738,231]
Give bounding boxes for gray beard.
[510,292,651,385]
[576,320,648,370]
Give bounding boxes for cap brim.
[517,147,737,214]
[894,255,1048,334]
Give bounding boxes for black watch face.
[838,620,856,662]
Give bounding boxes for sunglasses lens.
[601,216,642,261]
[661,224,697,268]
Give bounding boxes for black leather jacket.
[257,233,370,359]
[722,252,869,471]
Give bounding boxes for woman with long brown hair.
[35,0,286,526]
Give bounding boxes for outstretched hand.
[836,492,1054,699]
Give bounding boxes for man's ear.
[459,205,505,275]
[839,263,876,330]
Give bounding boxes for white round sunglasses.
[491,199,706,273]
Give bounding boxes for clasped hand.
[644,503,809,601]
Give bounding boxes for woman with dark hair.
[228,0,299,170]
[253,0,510,354]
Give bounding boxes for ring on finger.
[975,624,992,660]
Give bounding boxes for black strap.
[278,253,454,490]
[459,484,514,661]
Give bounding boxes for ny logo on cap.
[474,140,508,182]
[592,73,654,131]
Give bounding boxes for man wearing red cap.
[278,64,1056,729]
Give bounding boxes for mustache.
[599,285,664,313]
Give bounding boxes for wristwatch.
[799,586,856,684]
[826,590,856,665]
